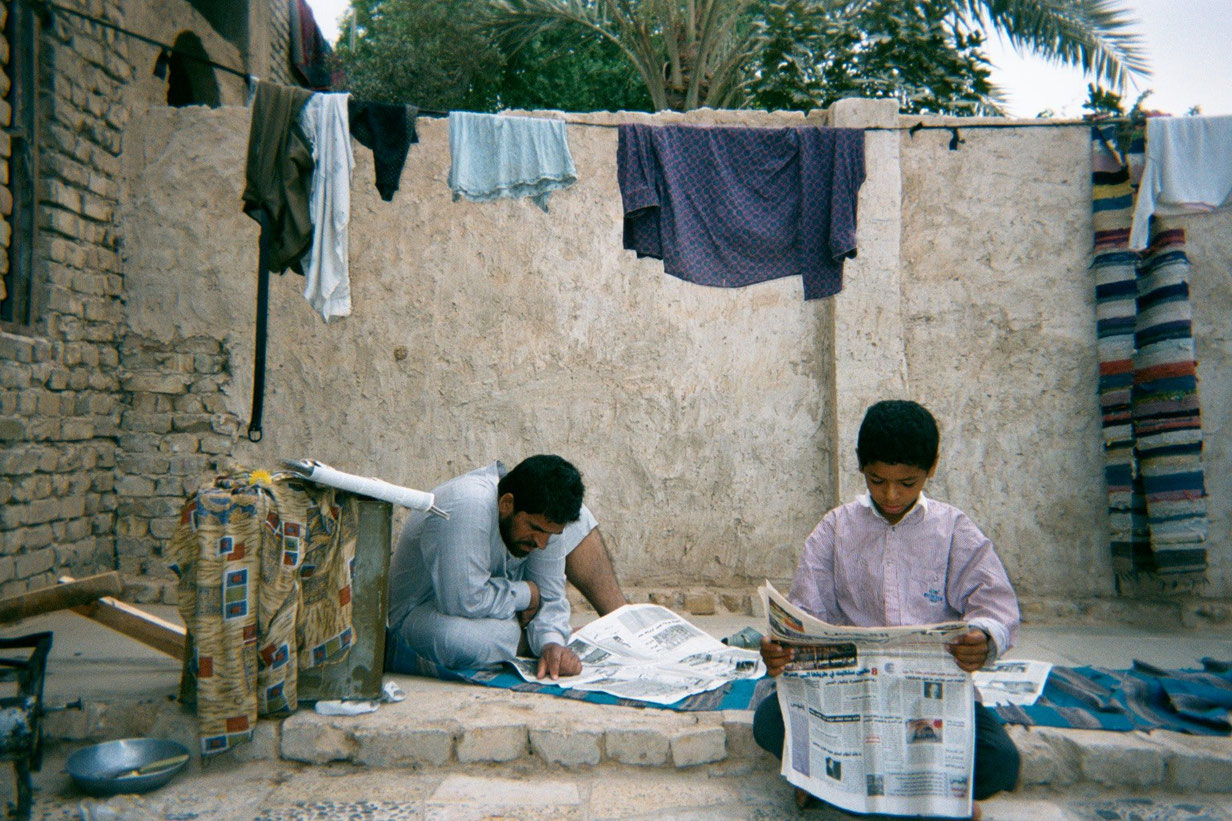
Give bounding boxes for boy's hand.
[946,628,990,672]
[760,636,794,677]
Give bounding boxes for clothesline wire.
[30,0,1133,135]
[544,118,1131,131]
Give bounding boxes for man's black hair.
[856,400,939,471]
[498,454,584,524]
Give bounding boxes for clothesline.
[543,117,1132,132]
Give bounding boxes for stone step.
[43,675,1232,796]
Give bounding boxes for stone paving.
[10,608,1232,819]
[21,754,1232,820]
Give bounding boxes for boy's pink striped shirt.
[788,493,1020,664]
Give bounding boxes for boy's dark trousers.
[752,687,1020,800]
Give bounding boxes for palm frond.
[956,0,1149,89]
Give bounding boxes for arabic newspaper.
[761,582,975,818]
[508,603,764,704]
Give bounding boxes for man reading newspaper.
[755,401,1020,819]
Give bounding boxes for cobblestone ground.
[13,751,1232,821]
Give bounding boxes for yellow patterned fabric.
[170,470,357,755]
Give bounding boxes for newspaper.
[761,582,975,818]
[973,659,1051,706]
[508,604,764,705]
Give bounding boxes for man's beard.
[499,513,533,556]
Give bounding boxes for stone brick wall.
[2,1,1228,621]
[113,333,241,601]
[0,0,132,596]
[0,0,300,601]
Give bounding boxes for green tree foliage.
[338,0,1149,115]
[336,0,653,112]
[485,0,1149,112]
[497,27,654,112]
[748,0,998,114]
[486,0,763,111]
[334,0,505,111]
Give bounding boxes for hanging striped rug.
[1090,122,1208,594]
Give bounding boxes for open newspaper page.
[761,582,975,818]
[973,659,1051,706]
[508,604,764,705]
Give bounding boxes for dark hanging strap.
[247,208,272,442]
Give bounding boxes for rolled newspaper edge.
[281,459,448,518]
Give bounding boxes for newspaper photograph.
[974,659,1052,706]
[761,582,975,818]
[509,603,764,705]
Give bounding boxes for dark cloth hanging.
[617,124,865,301]
[241,81,313,441]
[242,81,314,274]
[348,99,419,201]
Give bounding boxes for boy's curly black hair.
[856,400,939,471]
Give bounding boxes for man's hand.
[946,628,990,672]
[518,580,541,627]
[760,635,795,678]
[536,642,582,680]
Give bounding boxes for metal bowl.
[66,738,190,796]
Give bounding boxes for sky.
[304,0,1232,119]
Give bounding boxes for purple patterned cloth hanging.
[617,125,865,300]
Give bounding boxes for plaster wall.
[118,106,881,592]
[116,101,1232,608]
[899,119,1232,603]
[899,121,1109,601]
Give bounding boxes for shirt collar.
[857,491,930,524]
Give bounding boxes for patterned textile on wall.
[170,470,357,755]
[1091,123,1208,595]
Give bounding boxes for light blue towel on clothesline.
[448,111,577,212]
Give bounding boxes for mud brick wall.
[0,0,292,600]
[0,0,132,595]
[113,334,240,599]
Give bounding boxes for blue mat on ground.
[384,637,774,711]
[995,658,1232,735]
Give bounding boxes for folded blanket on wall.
[384,633,773,712]
[995,658,1232,735]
